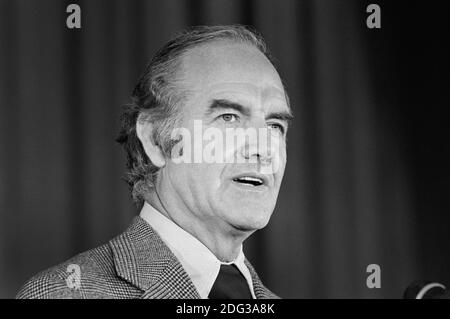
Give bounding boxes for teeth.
[240,177,262,182]
[233,176,264,186]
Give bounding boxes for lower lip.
[231,180,268,192]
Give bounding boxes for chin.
[227,207,273,232]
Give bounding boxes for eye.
[221,113,239,123]
[268,122,285,134]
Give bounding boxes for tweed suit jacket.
[16,216,279,299]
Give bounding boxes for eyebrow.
[207,98,293,121]
[266,110,294,124]
[206,99,251,117]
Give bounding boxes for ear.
[136,119,166,168]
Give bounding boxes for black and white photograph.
[0,0,449,302]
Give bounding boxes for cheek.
[276,158,287,182]
[271,145,287,184]
[201,163,227,188]
[175,162,225,192]
[265,138,287,177]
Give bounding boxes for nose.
[241,143,272,165]
[240,120,275,165]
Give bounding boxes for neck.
[144,191,250,262]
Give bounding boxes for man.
[17,25,292,299]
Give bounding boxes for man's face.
[162,41,290,235]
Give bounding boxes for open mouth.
[232,176,265,186]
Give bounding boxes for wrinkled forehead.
[179,40,286,101]
[203,82,287,110]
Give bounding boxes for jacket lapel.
[109,216,200,299]
[245,259,280,299]
[110,216,279,299]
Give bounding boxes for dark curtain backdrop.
[1,0,449,298]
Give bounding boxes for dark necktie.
[208,264,252,299]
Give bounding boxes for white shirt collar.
[139,202,256,299]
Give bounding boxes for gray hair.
[116,25,285,204]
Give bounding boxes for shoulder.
[16,242,139,299]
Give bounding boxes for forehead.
[179,40,288,112]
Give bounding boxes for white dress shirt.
[139,202,256,299]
